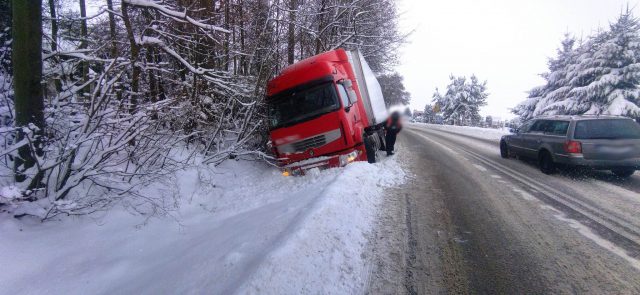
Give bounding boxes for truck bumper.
[280,148,363,176]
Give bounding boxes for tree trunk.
[48,0,63,93]
[48,0,57,52]
[79,0,89,97]
[121,2,139,115]
[12,0,45,183]
[106,0,117,58]
[287,0,297,64]
[315,0,326,54]
[224,0,230,71]
[238,0,246,75]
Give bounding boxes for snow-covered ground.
[0,157,404,294]
[409,122,511,141]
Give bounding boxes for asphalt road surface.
[367,124,640,294]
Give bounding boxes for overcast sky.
[396,0,640,120]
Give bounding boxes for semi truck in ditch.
[266,49,388,175]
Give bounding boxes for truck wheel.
[612,169,635,178]
[364,135,377,164]
[538,150,555,175]
[377,129,386,151]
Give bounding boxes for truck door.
[336,83,358,144]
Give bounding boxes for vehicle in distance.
[266,49,388,175]
[500,115,640,177]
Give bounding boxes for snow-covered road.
[367,123,640,293]
[0,158,404,294]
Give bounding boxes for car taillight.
[564,140,582,154]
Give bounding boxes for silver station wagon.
[500,116,640,177]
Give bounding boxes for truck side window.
[337,84,350,108]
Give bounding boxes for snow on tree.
[378,72,411,107]
[433,75,488,126]
[513,34,577,120]
[423,104,436,123]
[485,115,493,126]
[514,10,640,121]
[0,0,407,220]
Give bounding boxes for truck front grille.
[276,128,342,155]
[292,135,327,152]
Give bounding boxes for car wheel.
[500,140,510,159]
[612,169,635,178]
[539,150,555,175]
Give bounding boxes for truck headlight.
[339,150,360,166]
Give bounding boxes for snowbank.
[0,157,404,294]
[239,160,404,294]
[410,122,510,141]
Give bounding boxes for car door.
[543,120,570,159]
[520,120,549,158]
[509,120,535,156]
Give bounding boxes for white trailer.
[347,50,389,126]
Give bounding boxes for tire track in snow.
[407,127,640,271]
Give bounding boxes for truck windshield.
[268,82,340,129]
[574,119,640,139]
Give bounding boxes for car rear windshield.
[268,82,340,129]
[574,119,640,139]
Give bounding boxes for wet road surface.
[367,124,640,294]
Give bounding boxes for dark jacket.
[385,117,402,134]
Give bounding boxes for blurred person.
[384,111,402,156]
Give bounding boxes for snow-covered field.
[0,157,405,294]
[410,122,510,141]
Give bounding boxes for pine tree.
[513,34,576,120]
[515,10,640,120]
[572,10,640,117]
[423,104,436,123]
[433,75,488,125]
[378,72,411,107]
[467,75,489,124]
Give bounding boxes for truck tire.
[377,129,386,151]
[364,135,377,164]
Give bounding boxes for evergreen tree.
[515,10,640,120]
[378,72,411,107]
[423,104,436,123]
[567,10,640,117]
[433,75,488,125]
[513,34,576,120]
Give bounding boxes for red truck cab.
[267,49,388,175]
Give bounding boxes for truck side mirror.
[342,79,358,105]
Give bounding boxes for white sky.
[397,0,640,120]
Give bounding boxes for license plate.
[597,145,633,154]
